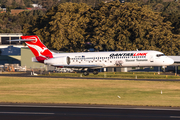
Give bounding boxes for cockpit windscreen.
[156,54,165,57]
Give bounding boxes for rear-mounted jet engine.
[44,56,70,66]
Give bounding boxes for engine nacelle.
[44,56,70,66]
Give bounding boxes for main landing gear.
[83,69,99,76]
[83,71,89,76]
[93,69,98,75]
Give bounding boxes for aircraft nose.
[167,57,174,65]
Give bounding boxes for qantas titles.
[110,53,148,57]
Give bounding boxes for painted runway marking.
[0,105,180,111]
[170,116,180,118]
[0,112,54,115]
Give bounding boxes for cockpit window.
[156,54,165,57]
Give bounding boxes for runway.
[0,104,180,120]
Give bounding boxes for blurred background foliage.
[0,0,180,54]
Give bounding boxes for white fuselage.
[46,50,174,68]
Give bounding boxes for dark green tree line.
[23,1,180,55]
[83,1,180,55]
[0,9,45,33]
[0,12,21,33]
[23,2,90,51]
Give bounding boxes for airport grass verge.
[44,72,180,79]
[0,76,180,107]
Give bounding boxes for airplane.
[11,35,174,76]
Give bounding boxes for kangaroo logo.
[27,37,37,43]
[115,60,123,67]
[26,43,48,58]
[21,35,53,62]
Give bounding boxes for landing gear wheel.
[83,71,89,76]
[93,70,98,75]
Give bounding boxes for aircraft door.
[150,55,154,62]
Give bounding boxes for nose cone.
[167,58,174,65]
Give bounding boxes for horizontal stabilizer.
[7,39,35,42]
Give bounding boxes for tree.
[164,13,180,34]
[24,2,90,51]
[38,0,59,9]
[18,10,45,33]
[4,0,25,8]
[23,1,180,55]
[23,0,33,7]
[83,1,180,54]
[0,12,21,33]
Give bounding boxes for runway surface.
[0,104,180,120]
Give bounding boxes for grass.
[0,72,26,74]
[45,72,180,79]
[0,76,180,107]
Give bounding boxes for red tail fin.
[21,35,53,63]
